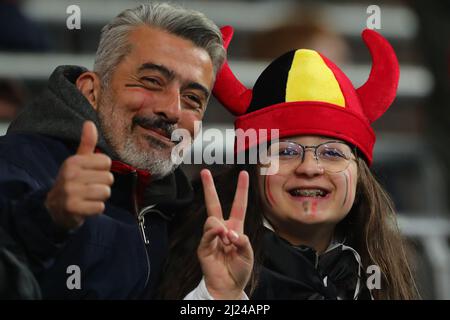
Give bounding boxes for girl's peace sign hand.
[197,169,254,300]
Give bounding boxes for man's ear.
[76,71,102,110]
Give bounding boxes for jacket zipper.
[131,171,151,288]
[138,210,150,245]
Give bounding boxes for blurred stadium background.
[0,0,449,299]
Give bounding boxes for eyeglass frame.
[268,140,358,173]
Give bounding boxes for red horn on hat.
[213,26,252,116]
[356,29,400,123]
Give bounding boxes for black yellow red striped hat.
[213,26,399,165]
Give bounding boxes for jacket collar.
[109,157,193,219]
[260,227,372,299]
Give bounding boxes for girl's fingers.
[200,169,223,219]
[229,170,249,233]
[203,216,230,246]
[228,231,253,261]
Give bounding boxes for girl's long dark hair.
[157,159,419,299]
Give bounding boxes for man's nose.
[154,88,181,123]
[294,150,324,177]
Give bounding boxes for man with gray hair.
[0,2,246,299]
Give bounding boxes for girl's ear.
[76,72,102,110]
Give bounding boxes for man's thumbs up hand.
[45,121,114,230]
[77,121,98,155]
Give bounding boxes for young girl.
[159,27,419,300]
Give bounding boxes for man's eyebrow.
[185,82,210,99]
[138,63,174,80]
[138,63,210,98]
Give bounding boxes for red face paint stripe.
[312,200,318,216]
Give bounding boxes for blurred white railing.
[0,53,434,98]
[397,215,450,299]
[22,0,419,38]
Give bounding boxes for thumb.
[77,121,98,155]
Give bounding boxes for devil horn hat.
[213,26,399,165]
[213,26,252,115]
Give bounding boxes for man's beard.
[119,133,177,180]
[97,91,180,180]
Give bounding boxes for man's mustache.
[132,116,182,143]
